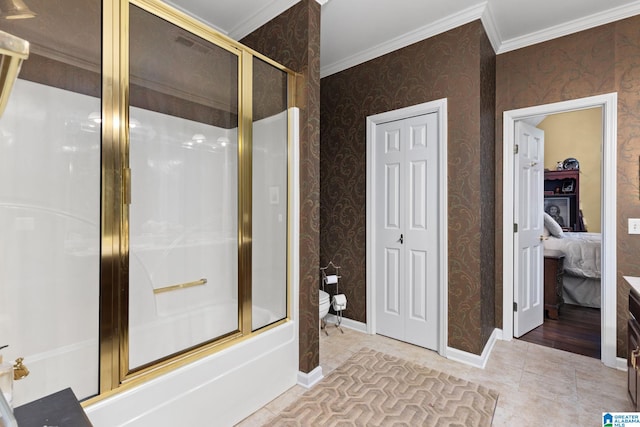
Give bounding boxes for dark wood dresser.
[544,250,564,319]
[629,280,640,409]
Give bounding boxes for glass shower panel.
[252,57,288,330]
[128,5,239,368]
[0,0,101,404]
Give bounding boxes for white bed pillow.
[542,224,550,238]
[543,212,564,238]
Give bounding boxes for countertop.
[624,276,640,295]
[13,388,92,427]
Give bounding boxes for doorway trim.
[365,98,448,356]
[502,93,617,368]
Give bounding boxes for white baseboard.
[324,315,367,333]
[494,328,504,340]
[297,365,323,389]
[300,316,365,389]
[617,357,627,371]
[446,328,499,369]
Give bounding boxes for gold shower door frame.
[96,0,296,399]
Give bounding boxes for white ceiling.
[166,0,640,77]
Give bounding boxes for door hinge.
[514,144,519,154]
[513,302,518,312]
[513,223,518,232]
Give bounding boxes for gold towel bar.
[153,278,207,294]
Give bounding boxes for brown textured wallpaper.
[320,21,496,355]
[242,0,321,373]
[239,3,640,363]
[19,54,100,98]
[496,16,640,357]
[480,34,497,344]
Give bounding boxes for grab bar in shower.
[153,278,207,294]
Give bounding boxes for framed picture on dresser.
[544,197,570,229]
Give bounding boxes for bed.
[542,212,601,308]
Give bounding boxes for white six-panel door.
[514,121,545,337]
[374,112,439,350]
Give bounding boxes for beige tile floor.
[238,326,632,426]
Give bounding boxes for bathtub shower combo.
[0,2,300,425]
[1,77,299,425]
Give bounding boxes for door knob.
[399,234,403,244]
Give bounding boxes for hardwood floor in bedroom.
[518,303,601,358]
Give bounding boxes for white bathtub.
[85,319,298,426]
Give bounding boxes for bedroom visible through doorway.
[502,93,617,369]
[520,107,602,358]
[516,107,603,359]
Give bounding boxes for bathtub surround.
[1,77,302,426]
[127,104,239,367]
[0,79,101,405]
[1,1,302,425]
[128,104,288,366]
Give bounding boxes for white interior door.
[374,112,439,350]
[514,121,545,338]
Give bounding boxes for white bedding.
[543,232,601,279]
[562,275,601,308]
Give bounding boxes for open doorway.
[516,108,602,358]
[502,93,618,369]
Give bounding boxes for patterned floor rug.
[270,348,499,426]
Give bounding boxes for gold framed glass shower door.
[127,4,240,369]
